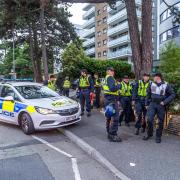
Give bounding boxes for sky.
[68,3,86,25]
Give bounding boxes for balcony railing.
[81,27,95,38]
[108,22,128,36]
[108,9,127,25]
[108,48,132,59]
[108,35,130,47]
[83,37,95,47]
[85,47,95,55]
[82,17,95,29]
[83,6,95,20]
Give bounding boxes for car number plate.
[66,116,76,121]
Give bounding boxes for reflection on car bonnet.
[52,99,75,107]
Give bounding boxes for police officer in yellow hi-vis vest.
[94,73,101,108]
[63,76,71,97]
[132,73,150,135]
[48,75,57,91]
[78,69,94,117]
[119,75,133,127]
[103,67,122,142]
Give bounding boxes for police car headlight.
[35,107,56,115]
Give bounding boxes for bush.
[160,42,180,114]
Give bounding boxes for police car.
[0,82,81,134]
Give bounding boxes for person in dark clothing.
[94,73,101,108]
[143,73,175,143]
[103,67,122,142]
[78,69,94,117]
[119,75,133,127]
[132,73,150,135]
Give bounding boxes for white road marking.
[32,135,82,180]
[129,163,136,167]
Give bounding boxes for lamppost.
[12,31,16,80]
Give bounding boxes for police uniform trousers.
[63,88,70,97]
[135,97,147,129]
[95,87,101,108]
[146,102,166,138]
[80,89,91,113]
[104,95,119,135]
[119,96,132,124]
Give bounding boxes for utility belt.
[80,86,90,90]
[138,96,146,100]
[151,99,163,104]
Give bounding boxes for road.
[0,122,118,180]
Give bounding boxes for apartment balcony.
[108,35,130,48]
[83,37,95,47]
[83,6,95,20]
[83,3,93,11]
[108,21,128,37]
[107,1,125,14]
[107,48,132,59]
[85,47,95,56]
[108,9,127,25]
[81,27,95,38]
[82,17,95,29]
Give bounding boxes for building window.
[98,52,101,57]
[103,17,107,23]
[103,28,107,34]
[103,39,107,45]
[97,31,101,37]
[97,20,101,26]
[160,25,180,44]
[103,5,107,11]
[103,51,107,56]
[98,41,101,47]
[97,9,101,15]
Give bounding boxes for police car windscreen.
[15,85,59,99]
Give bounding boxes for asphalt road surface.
[0,122,118,180]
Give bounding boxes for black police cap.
[154,72,163,78]
[123,75,129,79]
[143,73,150,76]
[107,67,115,71]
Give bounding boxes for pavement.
[0,122,118,180]
[62,109,180,180]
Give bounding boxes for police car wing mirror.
[4,96,14,102]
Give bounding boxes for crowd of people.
[47,68,175,144]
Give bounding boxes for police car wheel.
[20,113,35,135]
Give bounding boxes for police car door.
[0,85,18,123]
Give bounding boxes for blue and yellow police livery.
[0,82,81,134]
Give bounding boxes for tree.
[0,0,77,81]
[0,44,33,78]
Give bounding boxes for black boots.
[108,134,122,142]
[155,137,161,143]
[135,129,139,135]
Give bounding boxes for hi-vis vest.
[48,80,56,91]
[151,82,167,96]
[63,80,71,89]
[95,78,101,88]
[79,76,90,88]
[138,80,150,97]
[119,81,132,97]
[103,75,119,96]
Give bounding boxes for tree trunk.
[32,22,43,82]
[124,0,142,79]
[28,23,38,81]
[40,0,49,81]
[141,0,153,75]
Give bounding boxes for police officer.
[63,76,71,97]
[94,73,101,108]
[48,75,57,91]
[103,67,122,142]
[143,73,175,143]
[132,73,150,135]
[79,69,94,117]
[119,75,133,127]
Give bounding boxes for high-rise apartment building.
[82,1,142,64]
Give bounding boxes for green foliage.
[61,41,131,79]
[160,41,180,113]
[0,44,33,78]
